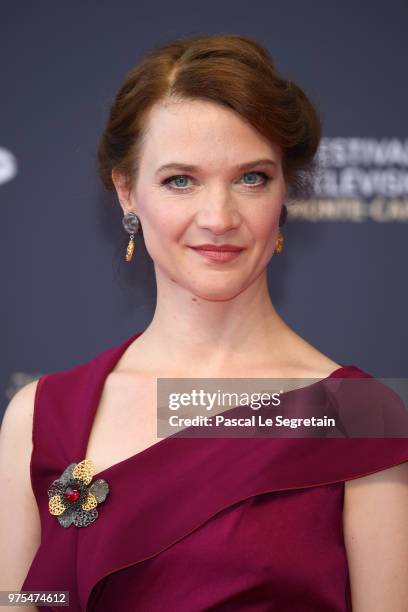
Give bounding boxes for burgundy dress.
[21,331,408,611]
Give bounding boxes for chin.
[187,283,247,302]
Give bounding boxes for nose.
[195,187,241,235]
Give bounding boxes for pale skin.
[0,97,407,610]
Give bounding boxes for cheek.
[245,182,285,237]
[247,206,280,243]
[138,201,190,253]
[138,196,184,236]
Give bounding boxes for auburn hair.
[97,33,321,199]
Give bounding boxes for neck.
[134,268,291,374]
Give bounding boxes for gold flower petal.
[72,458,94,485]
[81,492,98,511]
[49,494,65,516]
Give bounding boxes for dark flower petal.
[57,507,75,528]
[47,480,64,498]
[59,463,77,486]
[72,508,98,527]
[88,479,109,503]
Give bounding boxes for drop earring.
[274,230,284,254]
[122,211,140,263]
[275,204,287,254]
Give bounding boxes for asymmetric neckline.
[82,330,358,481]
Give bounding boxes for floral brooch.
[47,459,109,528]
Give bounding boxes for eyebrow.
[155,158,277,175]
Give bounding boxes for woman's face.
[115,97,287,301]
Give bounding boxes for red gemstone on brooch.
[64,486,81,504]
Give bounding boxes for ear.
[111,169,134,214]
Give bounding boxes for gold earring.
[122,212,140,263]
[126,236,135,263]
[275,230,284,254]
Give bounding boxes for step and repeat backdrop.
[1,1,407,413]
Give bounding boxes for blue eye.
[162,175,192,189]
[240,172,270,186]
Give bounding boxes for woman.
[1,33,407,611]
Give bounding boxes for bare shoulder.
[343,462,408,610]
[0,379,42,591]
[344,460,408,511]
[344,460,408,509]
[0,377,41,495]
[0,379,39,437]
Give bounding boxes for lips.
[189,244,243,252]
[189,245,244,263]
